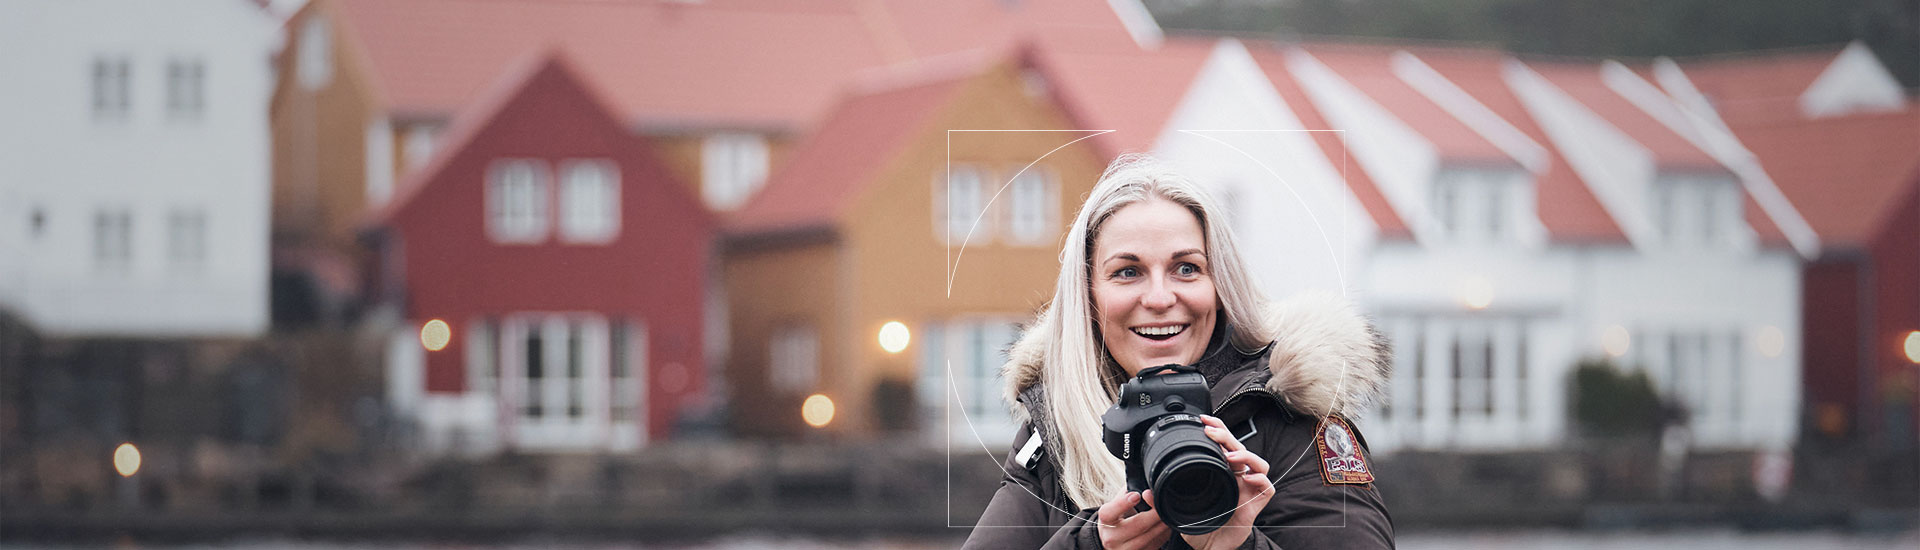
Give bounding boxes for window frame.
[557,159,621,244]
[486,159,551,244]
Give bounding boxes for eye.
[1113,266,1140,279]
[1175,263,1200,277]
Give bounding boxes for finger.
[1097,491,1137,527]
[1204,424,1244,453]
[1142,489,1155,509]
[1226,449,1270,476]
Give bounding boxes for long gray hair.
[1036,154,1271,509]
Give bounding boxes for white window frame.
[1007,166,1058,246]
[919,316,1021,443]
[937,165,993,245]
[608,318,647,451]
[365,117,395,206]
[403,124,439,173]
[297,16,332,90]
[500,314,610,450]
[1431,167,1529,245]
[1651,172,1743,250]
[165,57,205,119]
[700,132,769,210]
[94,207,132,272]
[558,159,620,244]
[166,208,206,270]
[92,56,131,121]
[769,323,820,393]
[486,159,549,244]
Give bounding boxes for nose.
[1141,275,1176,310]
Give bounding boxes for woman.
[962,155,1394,549]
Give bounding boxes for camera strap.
[1015,428,1045,470]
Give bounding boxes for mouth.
[1130,323,1188,342]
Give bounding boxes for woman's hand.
[1150,414,1274,550]
[1096,489,1172,550]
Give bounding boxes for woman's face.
[1090,196,1218,376]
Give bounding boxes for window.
[365,117,394,206]
[559,160,620,243]
[167,209,206,268]
[465,319,498,395]
[1652,173,1742,249]
[769,324,820,393]
[941,165,991,244]
[1008,167,1057,244]
[487,160,548,243]
[166,58,204,119]
[1431,168,1529,244]
[609,319,644,426]
[917,318,1019,423]
[92,56,131,120]
[403,124,438,172]
[297,16,332,90]
[700,133,768,210]
[93,208,132,271]
[1449,325,1494,419]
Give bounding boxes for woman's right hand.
[1096,490,1172,550]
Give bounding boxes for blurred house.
[0,0,276,338]
[1159,41,1804,452]
[722,54,1109,443]
[1664,43,1919,449]
[363,53,713,455]
[266,0,1157,327]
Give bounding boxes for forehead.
[1094,197,1205,256]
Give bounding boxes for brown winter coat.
[962,292,1395,549]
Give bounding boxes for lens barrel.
[1142,415,1236,535]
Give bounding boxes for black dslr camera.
[1101,364,1237,535]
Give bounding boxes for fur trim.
[1258,291,1392,418]
[1002,291,1391,425]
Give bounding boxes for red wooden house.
[366,52,714,454]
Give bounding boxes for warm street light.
[879,321,911,354]
[1904,330,1920,364]
[1603,325,1631,358]
[113,443,141,477]
[420,319,451,351]
[1758,326,1786,358]
[1458,276,1493,311]
[802,394,836,428]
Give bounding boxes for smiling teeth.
[1133,325,1186,336]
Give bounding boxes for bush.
[1568,358,1665,438]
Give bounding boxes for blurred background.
[1,0,1917,548]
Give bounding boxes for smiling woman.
[962,154,1394,550]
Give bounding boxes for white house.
[0,0,277,338]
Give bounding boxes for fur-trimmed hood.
[1002,291,1391,426]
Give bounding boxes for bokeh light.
[1757,326,1786,358]
[1458,276,1493,311]
[878,321,911,354]
[420,319,451,352]
[1904,331,1920,365]
[802,394,835,428]
[113,443,141,478]
[1602,325,1631,358]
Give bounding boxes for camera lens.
[1142,416,1236,535]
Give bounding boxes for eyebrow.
[1102,249,1207,265]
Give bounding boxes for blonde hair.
[1036,154,1270,509]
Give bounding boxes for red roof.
[1409,48,1627,243]
[1026,34,1215,158]
[1678,46,1846,127]
[1297,43,1515,166]
[1243,42,1411,240]
[1523,59,1725,171]
[725,66,972,236]
[1732,108,1920,247]
[320,0,1145,130]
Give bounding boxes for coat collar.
[1003,291,1391,429]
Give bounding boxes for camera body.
[1101,364,1237,535]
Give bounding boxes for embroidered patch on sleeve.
[1316,416,1374,485]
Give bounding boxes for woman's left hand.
[1148,414,1274,550]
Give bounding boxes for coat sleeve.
[961,423,1108,549]
[1233,421,1395,549]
